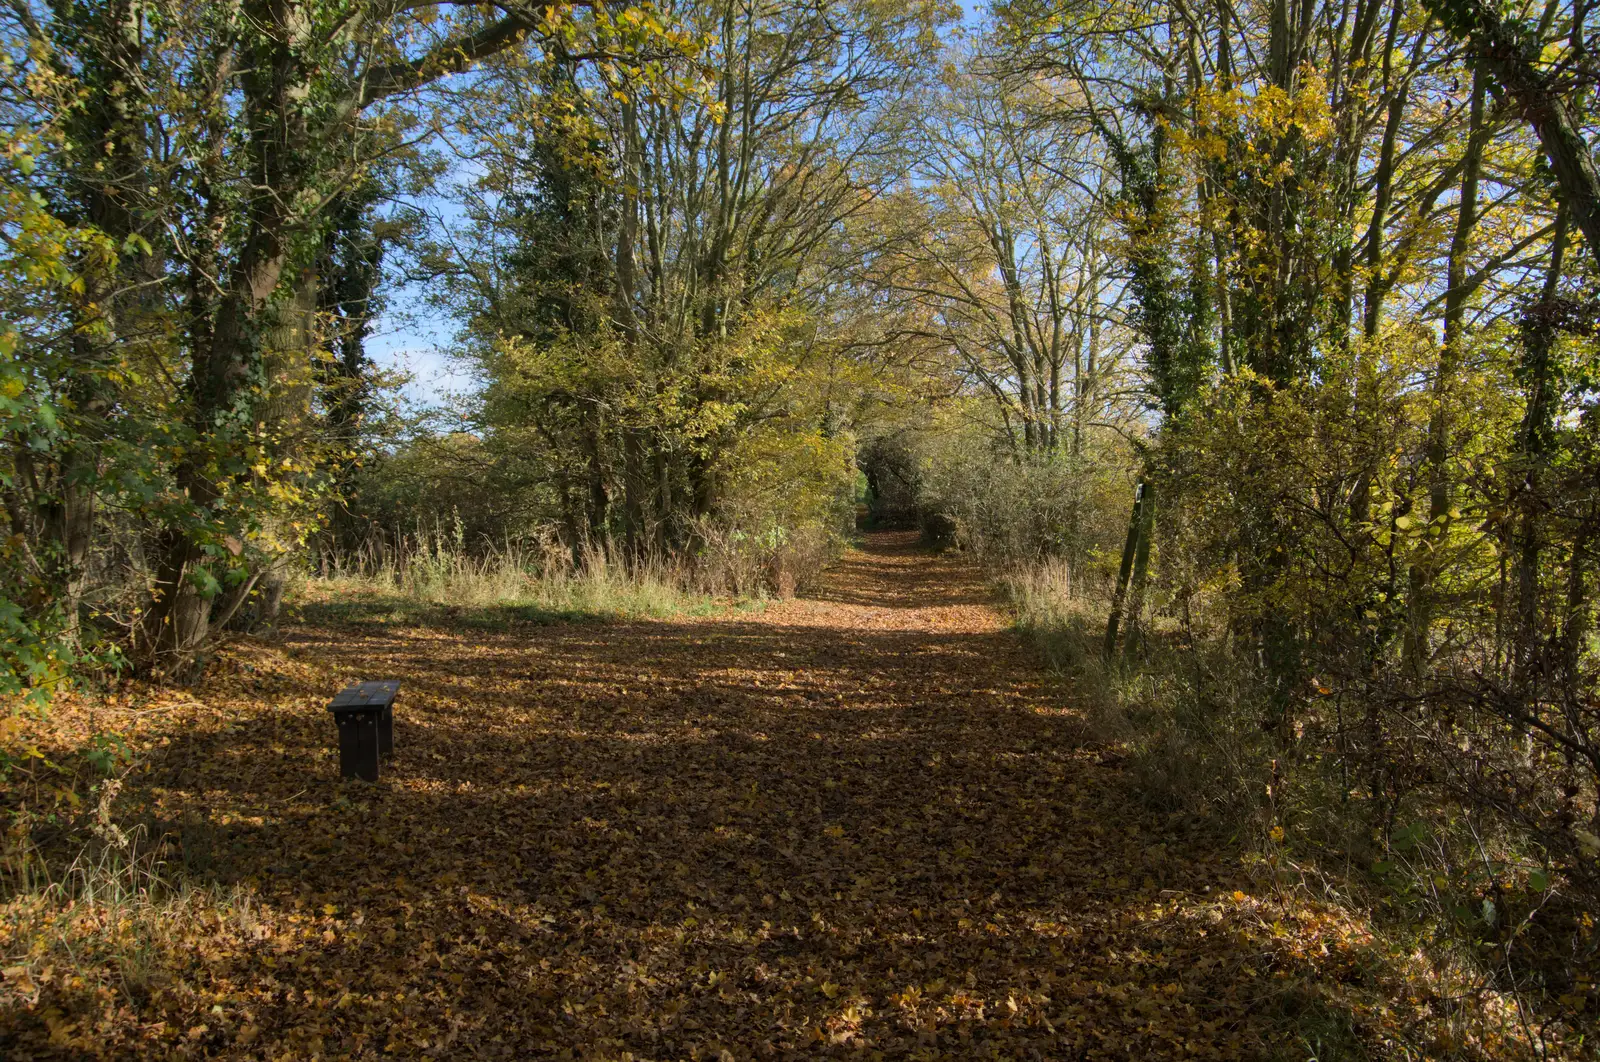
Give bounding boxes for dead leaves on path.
[0,534,1554,1059]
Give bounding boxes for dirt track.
[6,532,1385,1059]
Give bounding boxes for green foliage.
[0,126,120,701]
[0,0,693,686]
[1099,122,1213,414]
[82,731,132,777]
[914,401,1135,573]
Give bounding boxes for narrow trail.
[27,533,1383,1059]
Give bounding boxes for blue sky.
[367,190,477,411]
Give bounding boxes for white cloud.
[367,331,478,408]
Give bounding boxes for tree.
[1423,0,1600,263]
[431,0,947,567]
[0,0,687,676]
[879,55,1127,458]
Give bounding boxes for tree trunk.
[1515,210,1569,672]
[39,0,153,645]
[252,267,320,630]
[138,0,311,670]
[1405,66,1486,678]
[1562,527,1590,674]
[1361,0,1412,337]
[1124,482,1157,657]
[1104,480,1149,660]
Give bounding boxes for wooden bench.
[327,680,400,782]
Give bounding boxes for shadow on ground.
[2,533,1388,1060]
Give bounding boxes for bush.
[997,338,1600,1035]
[910,411,1137,575]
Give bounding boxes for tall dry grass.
[306,519,750,620]
[1,780,254,1004]
[1002,558,1105,676]
[1002,556,1268,820]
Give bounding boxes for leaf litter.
[0,532,1547,1059]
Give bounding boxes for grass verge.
[295,542,765,630]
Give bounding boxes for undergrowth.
[1004,558,1591,1060]
[1,778,254,1020]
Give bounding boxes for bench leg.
[379,703,394,758]
[336,712,381,782]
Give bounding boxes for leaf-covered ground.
[2,533,1539,1058]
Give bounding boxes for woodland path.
[25,533,1384,1059]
